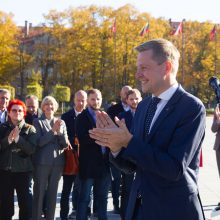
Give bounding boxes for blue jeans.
[76,173,111,220]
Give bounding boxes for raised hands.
[8,126,20,144]
[214,105,220,123]
[89,111,133,153]
[52,119,64,135]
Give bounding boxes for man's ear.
[165,61,172,75]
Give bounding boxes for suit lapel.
[134,98,151,140]
[86,108,96,127]
[147,85,185,141]
[41,114,55,131]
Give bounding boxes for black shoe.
[87,207,91,216]
[215,206,220,211]
[69,211,76,219]
[113,206,120,214]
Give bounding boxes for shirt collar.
[154,83,178,101]
[74,108,82,116]
[88,107,97,122]
[122,102,130,111]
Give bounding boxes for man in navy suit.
[90,39,206,220]
[60,90,87,220]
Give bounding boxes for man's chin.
[90,106,100,111]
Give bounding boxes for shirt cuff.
[111,150,121,158]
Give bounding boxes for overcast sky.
[0,0,219,26]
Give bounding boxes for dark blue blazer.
[107,101,124,121]
[61,109,77,149]
[76,108,110,179]
[110,85,206,220]
[118,110,134,132]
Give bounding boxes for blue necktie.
[145,97,161,134]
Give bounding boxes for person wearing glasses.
[0,99,37,220]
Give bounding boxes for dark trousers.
[132,198,143,220]
[60,174,80,218]
[0,170,31,220]
[110,164,121,209]
[120,173,134,220]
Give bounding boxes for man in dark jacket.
[76,89,110,220]
[107,85,132,213]
[25,95,42,125]
[118,88,142,220]
[60,90,87,220]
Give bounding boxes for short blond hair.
[135,38,180,75]
[41,96,59,112]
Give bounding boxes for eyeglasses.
[11,109,23,113]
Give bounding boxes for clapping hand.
[8,126,20,144]
[89,111,133,153]
[214,105,220,123]
[52,119,63,135]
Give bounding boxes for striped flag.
[210,25,217,41]
[112,20,116,33]
[172,22,182,36]
[140,22,150,36]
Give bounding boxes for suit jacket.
[107,101,124,121]
[118,110,134,131]
[76,108,109,179]
[25,109,42,125]
[0,111,8,124]
[61,109,78,150]
[33,114,69,166]
[110,85,206,220]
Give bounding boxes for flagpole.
[113,20,117,99]
[147,20,150,40]
[181,19,185,85]
[215,27,217,75]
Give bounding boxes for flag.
[112,20,116,33]
[210,25,217,41]
[172,22,182,36]
[140,22,150,36]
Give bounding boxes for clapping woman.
[0,99,37,220]
[32,96,69,220]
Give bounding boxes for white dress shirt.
[149,83,178,132]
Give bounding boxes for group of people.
[0,38,208,220]
[0,85,142,220]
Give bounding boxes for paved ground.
[13,116,220,220]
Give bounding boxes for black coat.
[76,108,109,179]
[61,109,78,150]
[107,101,124,121]
[25,109,42,125]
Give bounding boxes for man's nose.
[135,71,142,79]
